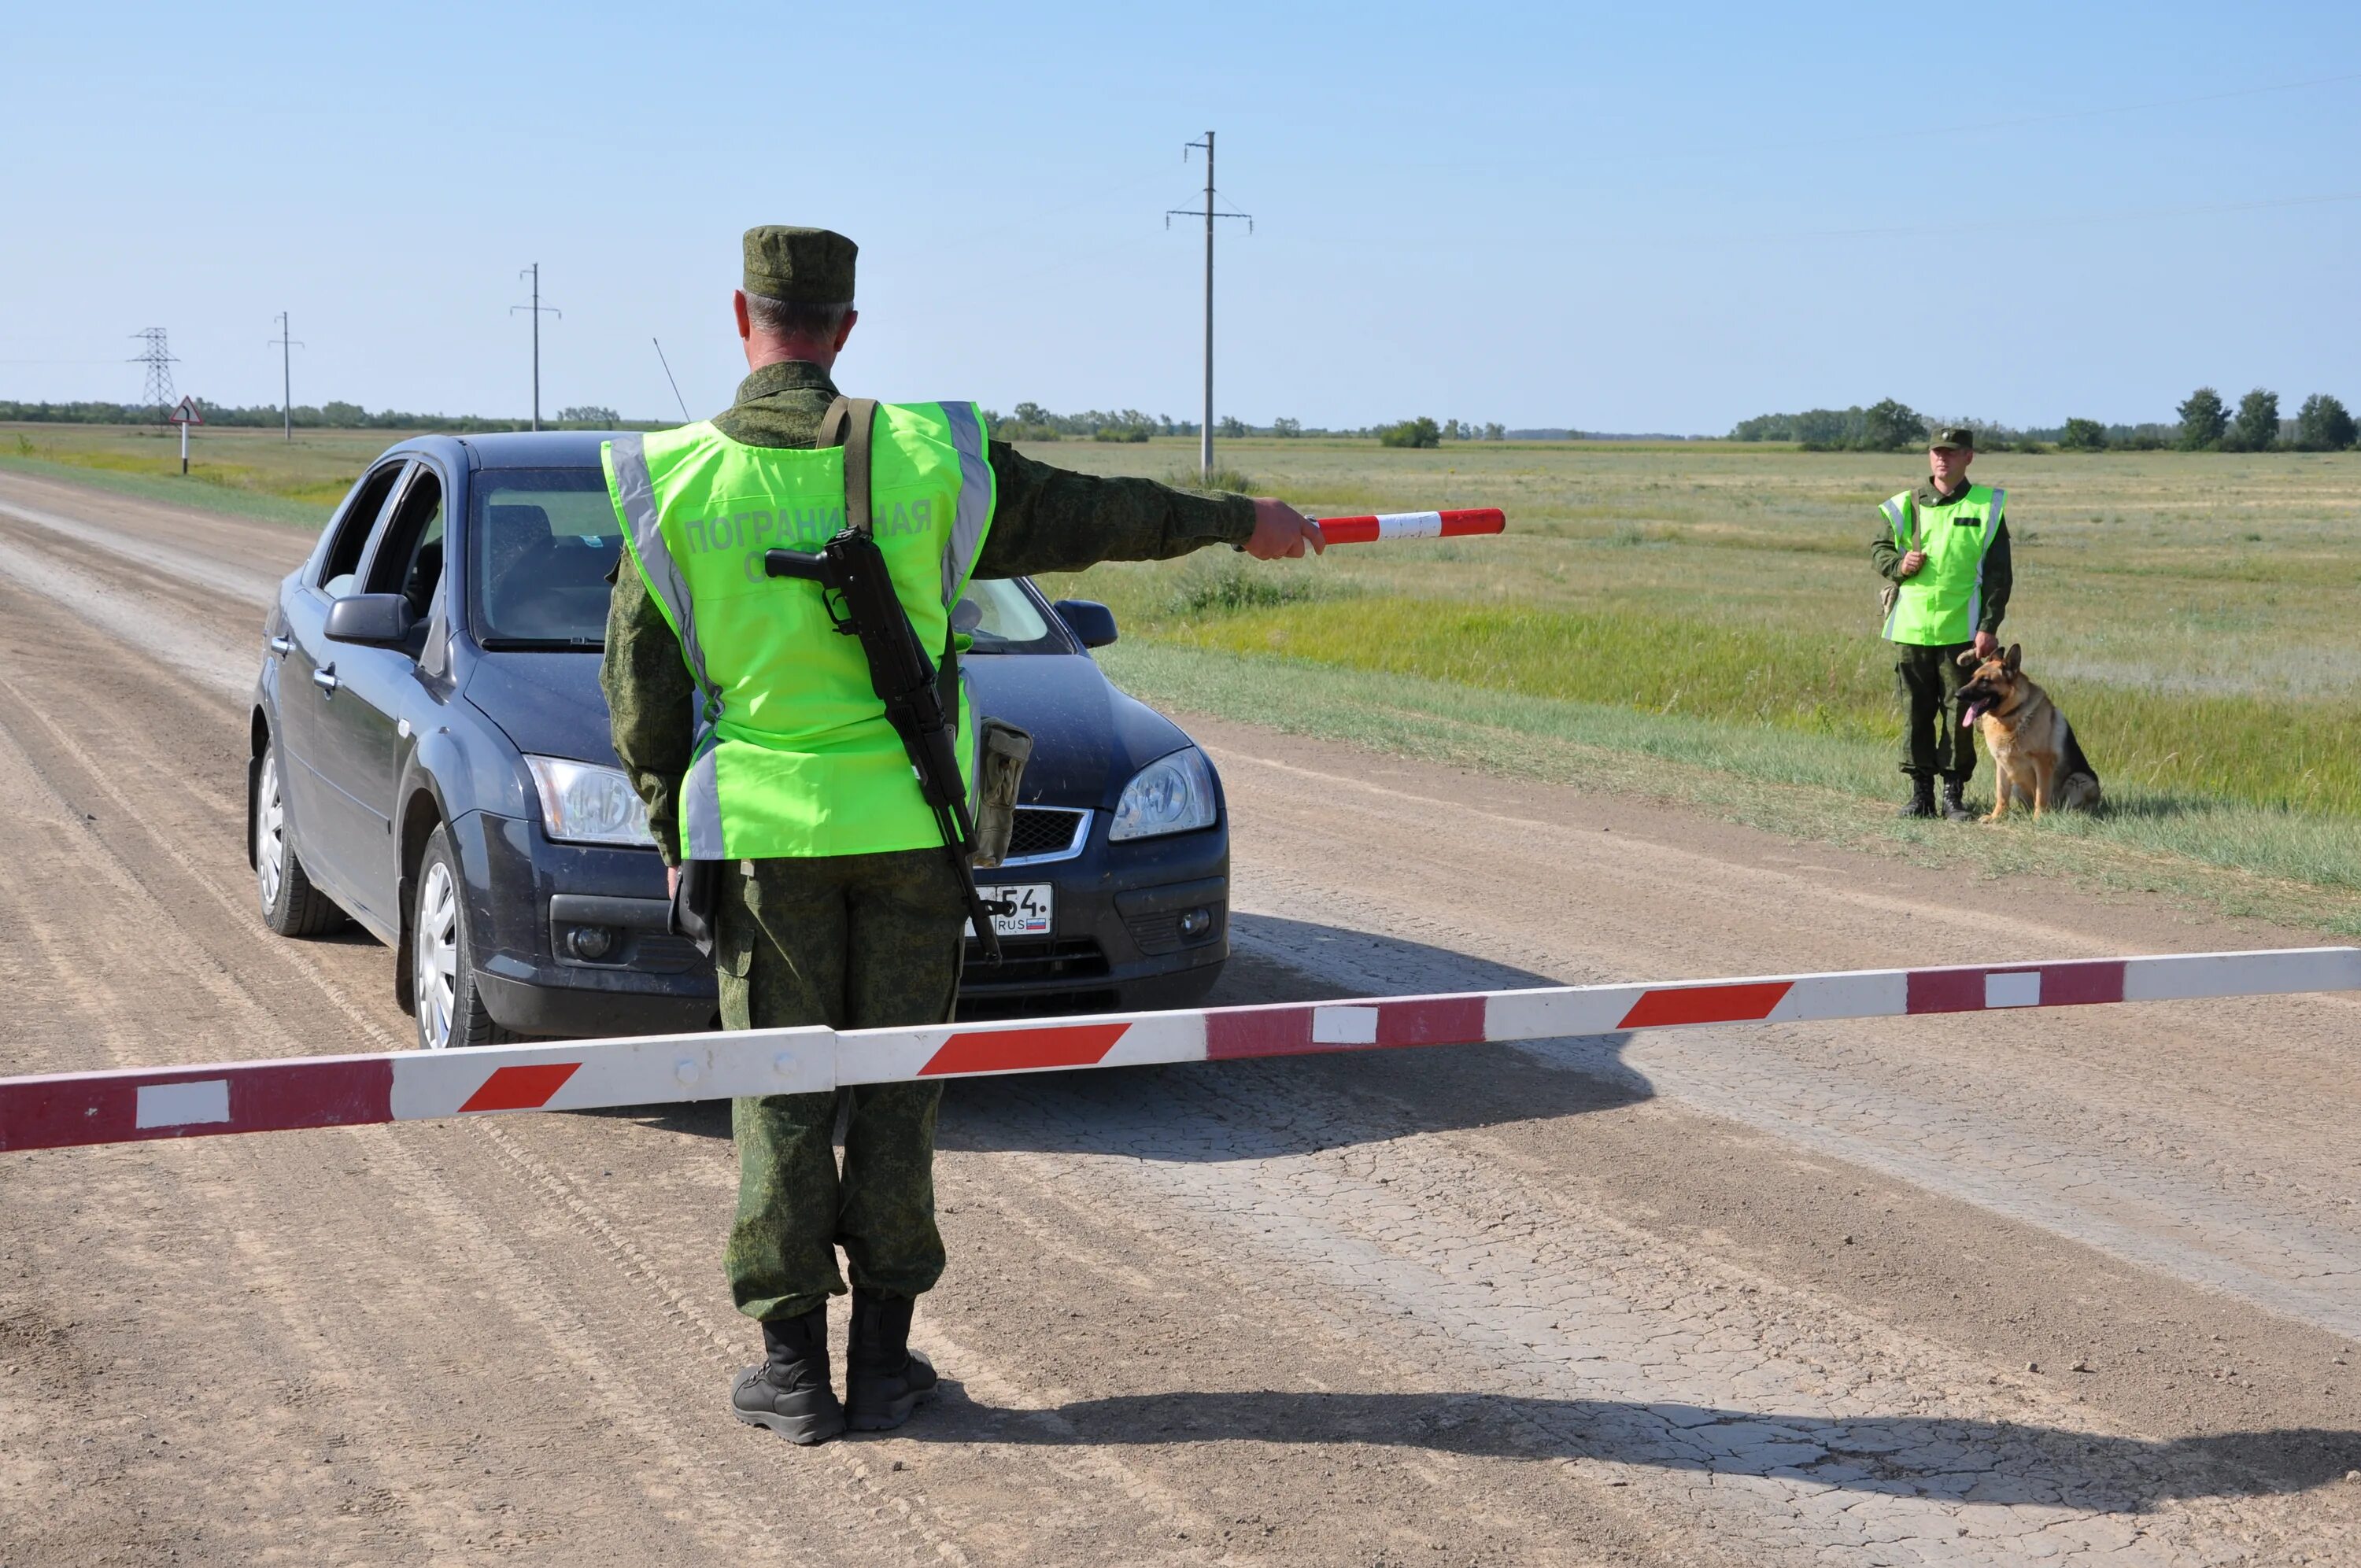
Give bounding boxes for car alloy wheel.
[253,741,346,938]
[413,858,460,1050]
[253,749,286,913]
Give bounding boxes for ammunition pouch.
[969,719,1035,870]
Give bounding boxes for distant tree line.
[0,398,654,433]
[1373,416,1507,445]
[983,404,1187,442]
[1726,399,1945,451]
[2160,386,2355,452]
[983,404,1523,445]
[1731,388,2359,454]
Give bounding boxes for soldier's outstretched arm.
[973,440,1319,577]
[600,563,695,867]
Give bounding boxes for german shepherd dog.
[1953,644,2102,821]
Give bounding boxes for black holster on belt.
[669,856,722,957]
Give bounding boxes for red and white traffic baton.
[1309,507,1505,545]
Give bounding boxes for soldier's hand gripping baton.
[764,537,1015,964]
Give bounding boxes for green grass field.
[10,422,2357,930]
[0,422,405,527]
[1025,436,2361,932]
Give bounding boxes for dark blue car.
[247,432,1230,1050]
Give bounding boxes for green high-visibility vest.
[1879,484,2004,646]
[602,402,996,860]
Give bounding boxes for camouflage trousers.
[716,849,966,1323]
[1894,640,1979,782]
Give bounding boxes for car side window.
[362,467,446,622]
[317,461,408,599]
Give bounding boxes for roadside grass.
[10,423,2354,927]
[1152,596,2361,817]
[1164,463,1260,496]
[0,422,403,530]
[1096,640,2361,939]
[1033,437,2361,928]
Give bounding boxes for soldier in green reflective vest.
[600,227,1324,1444]
[1871,425,2013,822]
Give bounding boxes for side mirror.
[323,592,416,647]
[1051,599,1118,649]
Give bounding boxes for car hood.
[464,647,1194,810]
[964,652,1193,810]
[464,652,620,766]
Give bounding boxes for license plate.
[967,883,1053,939]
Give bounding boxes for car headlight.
[525,755,656,847]
[1109,747,1218,842]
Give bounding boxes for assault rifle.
[764,533,1014,964]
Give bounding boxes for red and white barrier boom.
[1312,507,1504,545]
[4,947,2354,1155]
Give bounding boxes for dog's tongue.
[1962,703,1985,729]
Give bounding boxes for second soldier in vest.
[1871,425,2012,822]
[600,227,1325,1445]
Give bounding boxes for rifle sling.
[818,397,1002,954]
[819,396,966,794]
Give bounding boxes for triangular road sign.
[168,396,204,425]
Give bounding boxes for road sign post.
[167,396,204,474]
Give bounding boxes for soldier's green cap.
[742,226,856,305]
[1930,425,1976,451]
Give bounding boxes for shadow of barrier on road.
[592,912,1656,1157]
[904,1385,2361,1507]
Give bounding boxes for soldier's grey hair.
[745,291,851,341]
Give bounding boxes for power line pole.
[128,327,178,419]
[1167,131,1251,481]
[267,313,305,441]
[511,264,562,430]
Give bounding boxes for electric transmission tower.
[1166,131,1251,481]
[512,264,562,431]
[128,327,178,418]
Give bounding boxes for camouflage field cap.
[742,227,857,305]
[1929,425,1975,451]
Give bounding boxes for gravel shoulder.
[2,469,2356,1566]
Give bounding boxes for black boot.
[1941,777,1975,823]
[1898,776,1937,819]
[731,1305,846,1445]
[845,1289,940,1433]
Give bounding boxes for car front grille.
[955,988,1121,1022]
[960,936,1109,986]
[1001,807,1089,864]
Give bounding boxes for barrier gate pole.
[4,946,2355,1155]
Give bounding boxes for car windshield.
[467,465,1066,654]
[470,468,623,648]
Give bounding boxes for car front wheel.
[411,823,508,1050]
[253,740,348,937]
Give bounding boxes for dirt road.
[2,466,2357,1566]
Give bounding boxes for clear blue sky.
[6,2,2356,434]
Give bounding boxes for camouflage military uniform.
[603,358,1254,1323]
